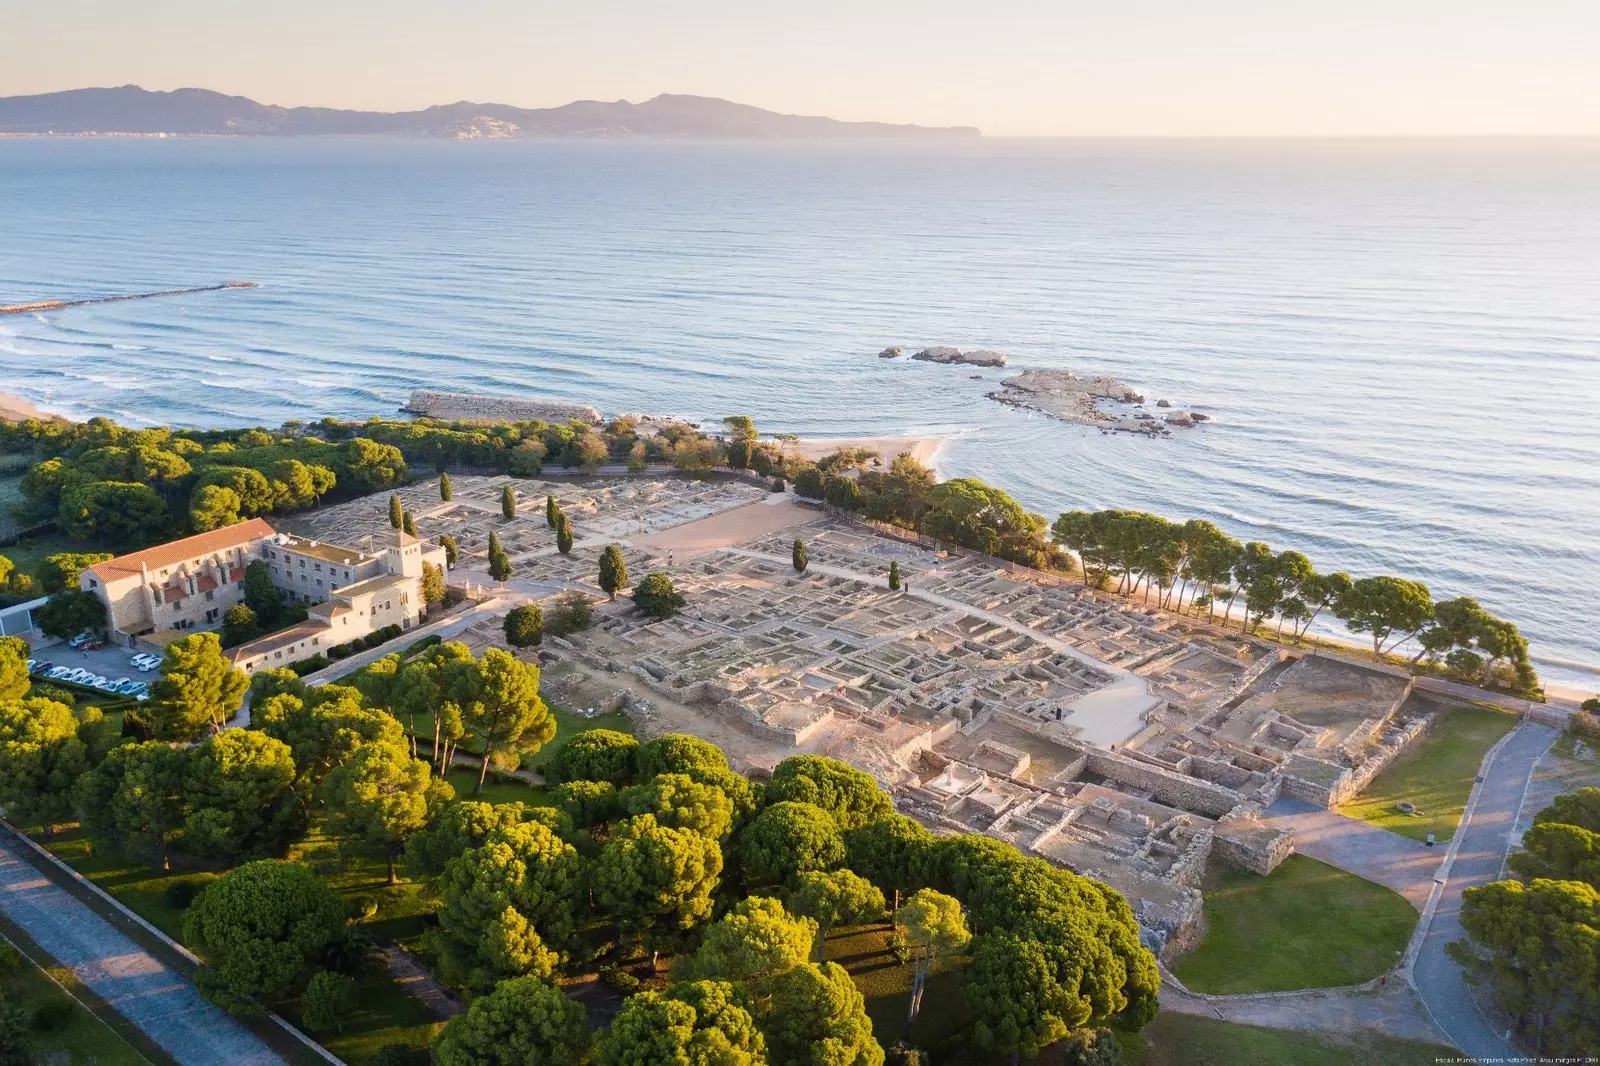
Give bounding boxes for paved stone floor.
[1263,796,1439,910]
[0,832,285,1066]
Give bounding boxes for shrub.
[27,683,75,706]
[0,944,20,973]
[300,970,357,1033]
[598,964,641,996]
[546,592,592,637]
[29,1000,74,1032]
[163,875,216,910]
[289,655,331,676]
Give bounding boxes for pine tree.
[487,532,513,582]
[388,494,403,530]
[793,539,808,574]
[440,472,452,501]
[501,484,516,521]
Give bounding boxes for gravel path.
[0,832,285,1066]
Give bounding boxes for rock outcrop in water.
[989,369,1205,435]
[403,390,602,425]
[910,346,1008,367]
[878,347,903,358]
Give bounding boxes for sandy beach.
[785,435,946,472]
[0,390,54,422]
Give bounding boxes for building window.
[172,603,180,613]
[299,559,307,568]
[314,563,322,572]
[205,590,215,602]
[343,569,350,579]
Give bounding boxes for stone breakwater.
[0,281,256,316]
[989,368,1209,435]
[402,390,603,425]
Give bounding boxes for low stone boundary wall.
[0,818,343,1065]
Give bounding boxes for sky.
[5,1,1599,136]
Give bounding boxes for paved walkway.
[1263,796,1438,909]
[1159,979,1446,1045]
[1410,721,1558,1060]
[0,831,285,1066]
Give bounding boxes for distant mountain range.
[0,85,980,139]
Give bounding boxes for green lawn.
[1175,855,1415,994]
[0,528,83,580]
[442,766,551,806]
[1339,705,1518,842]
[824,921,973,1050]
[1122,1011,1450,1066]
[0,927,159,1066]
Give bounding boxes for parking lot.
[28,638,158,696]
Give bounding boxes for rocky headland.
[989,368,1208,435]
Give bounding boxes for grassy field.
[823,921,973,1050]
[1340,705,1519,842]
[0,926,159,1066]
[1123,1011,1450,1066]
[1175,855,1415,994]
[0,528,82,580]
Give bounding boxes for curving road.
[1409,721,1559,1059]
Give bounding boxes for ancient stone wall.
[1082,747,1242,818]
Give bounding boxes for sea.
[0,137,1596,691]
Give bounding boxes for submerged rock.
[878,346,903,358]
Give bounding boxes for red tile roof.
[87,518,277,583]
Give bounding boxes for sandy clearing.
[631,497,825,559]
[783,435,945,470]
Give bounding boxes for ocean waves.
[2,136,1597,684]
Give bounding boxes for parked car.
[44,666,71,680]
[67,632,96,649]
[80,640,106,651]
[131,653,162,671]
[118,680,148,696]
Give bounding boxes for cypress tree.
[501,484,516,521]
[556,515,574,555]
[598,544,629,601]
[545,494,558,529]
[793,538,808,574]
[487,532,512,582]
[402,511,417,538]
[888,560,902,591]
[388,494,403,530]
[439,472,452,502]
